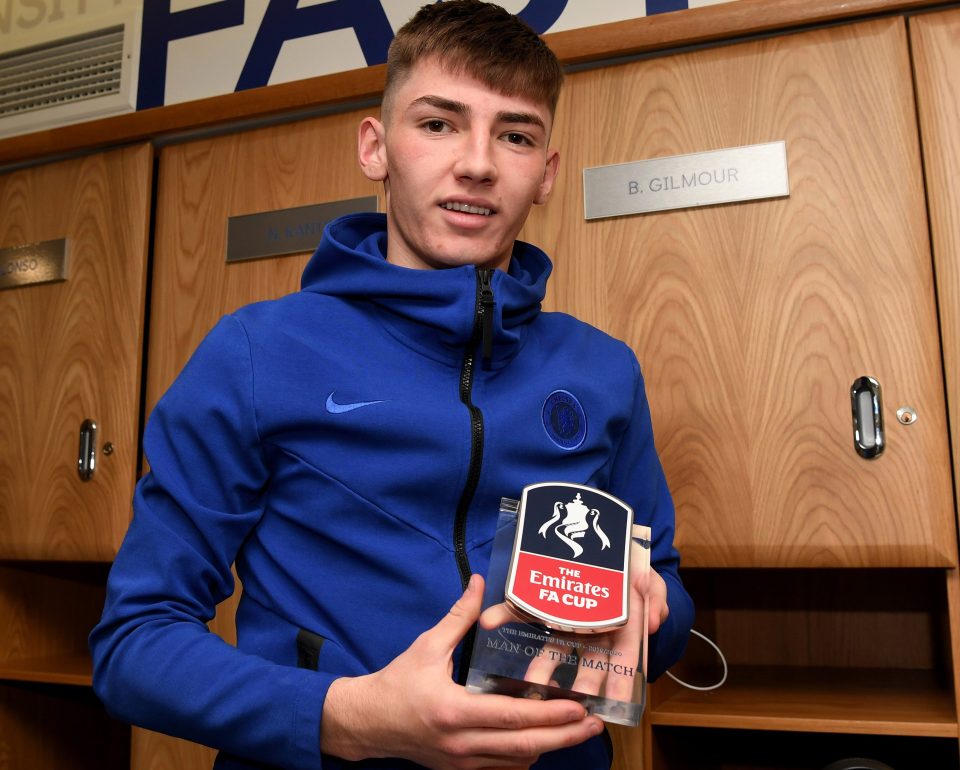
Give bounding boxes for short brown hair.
[383,0,563,118]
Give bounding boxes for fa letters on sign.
[135,0,569,109]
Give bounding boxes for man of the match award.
[466,482,651,726]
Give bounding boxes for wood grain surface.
[0,144,151,560]
[646,568,956,738]
[0,563,109,685]
[908,10,960,749]
[131,731,218,770]
[651,666,956,736]
[523,17,956,567]
[912,4,960,481]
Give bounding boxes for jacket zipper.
[453,267,494,684]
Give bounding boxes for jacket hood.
[300,212,552,365]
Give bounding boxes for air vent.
[0,8,140,140]
[0,27,124,116]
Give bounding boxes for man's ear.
[358,117,388,181]
[534,149,560,205]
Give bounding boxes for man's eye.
[424,120,447,133]
[505,132,531,145]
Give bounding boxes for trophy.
[466,482,651,726]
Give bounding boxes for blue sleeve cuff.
[294,668,337,770]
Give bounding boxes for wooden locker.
[0,143,152,561]
[0,144,151,768]
[911,5,960,760]
[525,18,956,570]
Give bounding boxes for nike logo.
[325,392,385,414]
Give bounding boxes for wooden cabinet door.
[0,144,151,560]
[910,7,960,738]
[137,110,380,770]
[912,9,960,541]
[523,18,956,567]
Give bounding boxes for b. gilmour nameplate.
[583,141,789,220]
[0,239,68,291]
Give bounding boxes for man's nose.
[454,134,497,183]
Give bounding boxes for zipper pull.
[479,268,495,362]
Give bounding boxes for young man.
[90,3,693,769]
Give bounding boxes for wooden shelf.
[651,666,957,737]
[0,652,93,687]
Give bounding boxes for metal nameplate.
[226,196,379,263]
[583,141,789,220]
[0,239,69,291]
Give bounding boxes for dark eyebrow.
[407,95,546,132]
[408,94,469,115]
[497,111,545,131]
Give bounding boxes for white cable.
[664,628,728,691]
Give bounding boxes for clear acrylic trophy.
[466,482,650,726]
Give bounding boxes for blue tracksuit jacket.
[90,212,693,770]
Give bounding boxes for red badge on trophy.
[505,482,633,633]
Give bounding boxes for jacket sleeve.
[89,315,331,770]
[604,348,694,681]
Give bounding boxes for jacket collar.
[300,213,551,366]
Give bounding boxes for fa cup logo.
[537,492,611,559]
[506,482,633,632]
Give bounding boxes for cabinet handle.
[850,376,884,459]
[78,419,98,481]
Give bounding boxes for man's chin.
[426,249,510,272]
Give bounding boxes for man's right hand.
[320,574,604,770]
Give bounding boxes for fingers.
[419,574,485,656]
[455,689,586,730]
[631,557,669,635]
[645,570,669,635]
[522,640,565,686]
[569,645,608,696]
[647,598,665,635]
[451,713,604,763]
[603,619,642,702]
[478,601,519,630]
[342,574,609,770]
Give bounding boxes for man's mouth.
[440,201,493,216]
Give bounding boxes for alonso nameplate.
[226,196,378,263]
[0,239,68,291]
